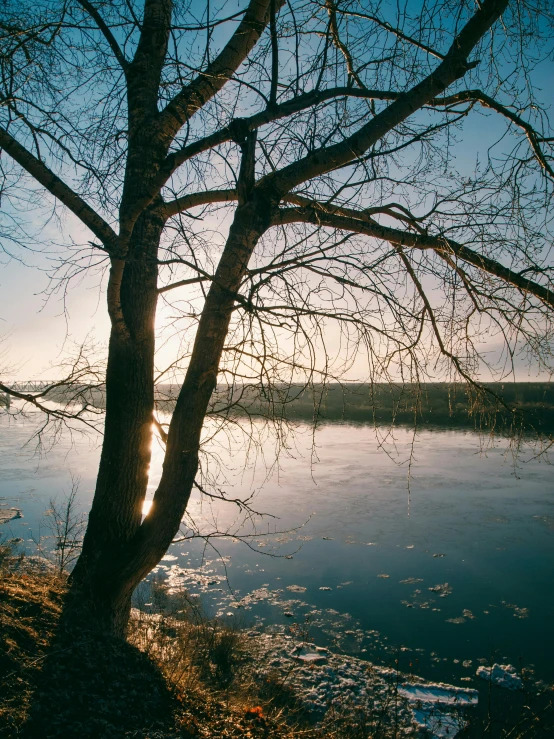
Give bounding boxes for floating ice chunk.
[161,554,178,561]
[287,584,307,593]
[504,603,529,619]
[319,586,332,591]
[398,683,478,706]
[0,507,22,524]
[291,643,328,664]
[476,664,523,690]
[429,583,452,596]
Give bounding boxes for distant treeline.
[38,382,554,434]
[167,382,554,435]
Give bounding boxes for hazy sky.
[1,1,552,384]
[1,201,549,383]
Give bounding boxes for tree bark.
[68,205,163,633]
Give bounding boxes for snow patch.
[399,683,478,706]
[250,632,478,737]
[411,707,466,738]
[399,682,478,738]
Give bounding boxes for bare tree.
[0,0,553,634]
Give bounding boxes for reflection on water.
[1,414,553,688]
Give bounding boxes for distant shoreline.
[13,381,554,434]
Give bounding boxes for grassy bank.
[0,544,280,738]
[0,545,406,739]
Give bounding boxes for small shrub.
[43,476,86,574]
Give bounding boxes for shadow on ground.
[21,620,180,738]
[0,550,181,739]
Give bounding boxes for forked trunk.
[68,189,273,637]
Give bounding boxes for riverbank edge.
[0,548,547,739]
[0,547,472,738]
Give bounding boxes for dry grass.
[0,548,300,738]
[126,583,410,739]
[0,544,66,736]
[128,584,301,738]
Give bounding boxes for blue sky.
[1,0,553,383]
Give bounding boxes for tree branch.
[157,276,209,294]
[325,0,365,88]
[161,181,554,310]
[157,0,275,138]
[158,87,405,185]
[274,203,554,310]
[269,0,279,106]
[433,89,554,179]
[0,126,118,249]
[338,9,445,61]
[259,0,509,196]
[77,0,129,73]
[162,181,553,314]
[159,84,552,182]
[163,188,237,219]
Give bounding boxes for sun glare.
[142,499,153,516]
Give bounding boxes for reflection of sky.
[1,1,552,381]
[2,415,554,686]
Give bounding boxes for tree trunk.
[68,187,273,636]
[68,206,163,634]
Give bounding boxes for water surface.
[1,414,553,689]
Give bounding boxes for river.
[1,413,553,690]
